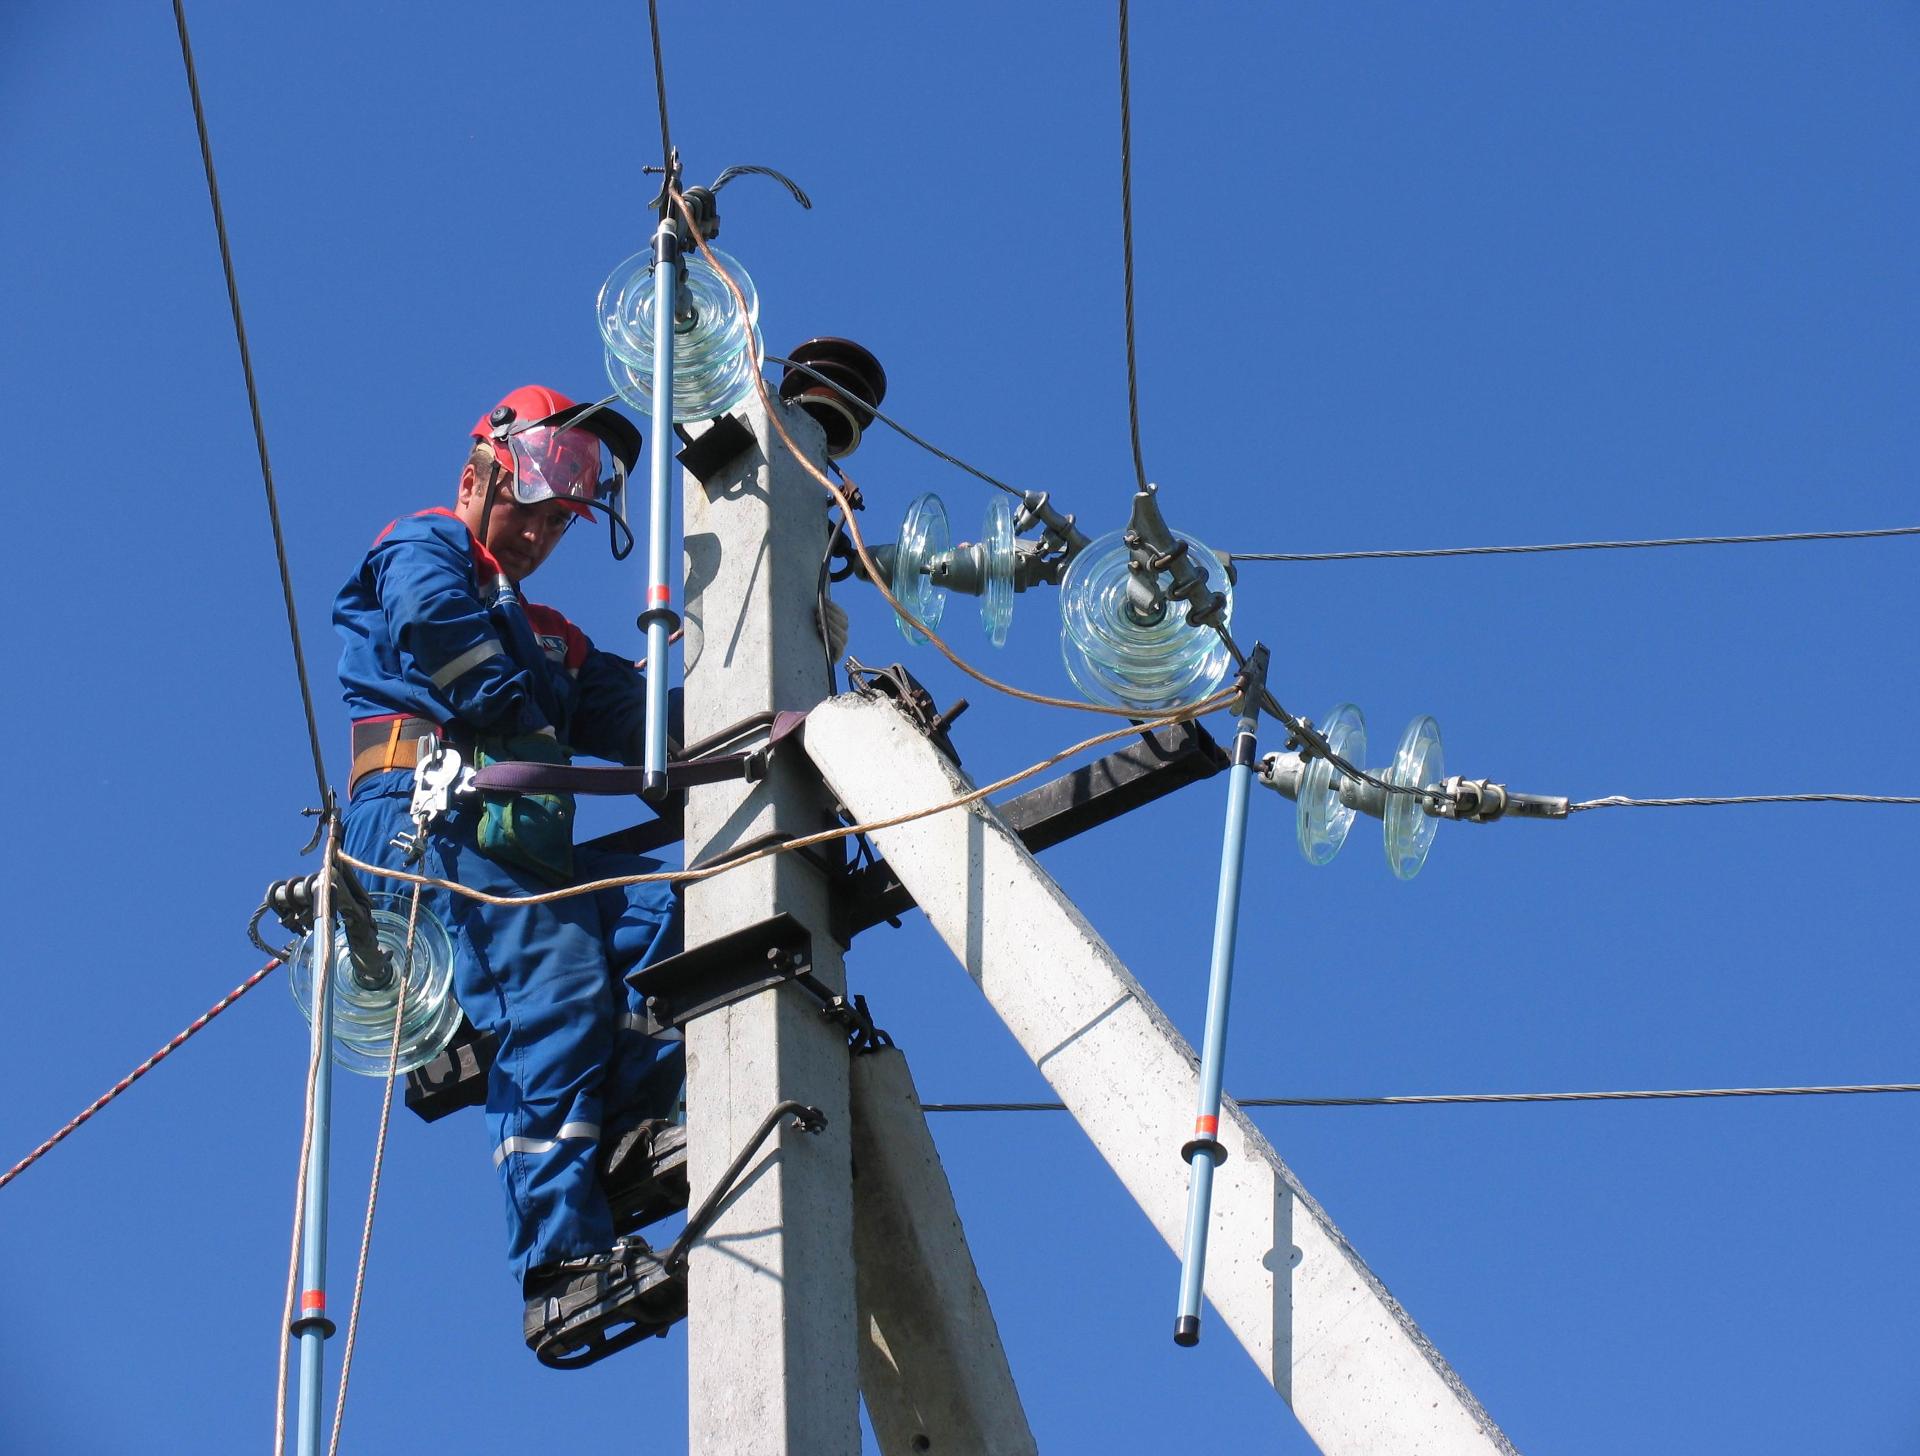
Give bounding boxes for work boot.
[522,1236,687,1370]
[599,1118,690,1233]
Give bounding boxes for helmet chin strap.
[477,459,506,568]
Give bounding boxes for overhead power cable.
[1116,0,1149,494]
[646,0,674,198]
[1230,524,1920,564]
[765,355,1025,499]
[0,958,282,1194]
[1570,792,1920,812]
[920,1082,1920,1113]
[172,0,332,807]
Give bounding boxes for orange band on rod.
[301,1291,326,1314]
[649,585,670,605]
[1194,1115,1218,1136]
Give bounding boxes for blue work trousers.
[343,770,683,1283]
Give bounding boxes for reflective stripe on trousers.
[493,1121,602,1167]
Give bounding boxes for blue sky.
[2,3,1916,1452]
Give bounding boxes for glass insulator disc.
[1297,703,1367,867]
[892,492,950,645]
[1383,714,1444,881]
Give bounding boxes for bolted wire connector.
[1431,776,1570,823]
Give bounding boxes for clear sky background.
[2,3,1916,1453]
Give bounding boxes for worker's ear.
[457,462,481,508]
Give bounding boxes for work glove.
[817,597,849,663]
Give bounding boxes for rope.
[920,1082,1920,1113]
[1230,524,1920,563]
[1116,0,1148,494]
[1570,793,1920,812]
[0,960,281,1194]
[171,0,332,806]
[327,883,420,1456]
[672,188,1161,721]
[338,692,1234,908]
[275,818,337,1456]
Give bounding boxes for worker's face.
[456,463,576,582]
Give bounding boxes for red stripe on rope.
[0,960,283,1193]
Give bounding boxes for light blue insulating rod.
[294,849,339,1456]
[1173,644,1269,1347]
[639,216,680,802]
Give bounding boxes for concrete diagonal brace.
[852,1047,1037,1456]
[805,693,1519,1456]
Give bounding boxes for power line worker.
[333,384,685,1361]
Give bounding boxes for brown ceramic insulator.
[779,337,887,459]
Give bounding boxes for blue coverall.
[333,507,682,1283]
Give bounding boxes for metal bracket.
[626,912,831,1030]
[677,412,756,485]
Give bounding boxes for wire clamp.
[1432,777,1571,823]
[1433,776,1509,823]
[822,992,895,1054]
[845,660,966,766]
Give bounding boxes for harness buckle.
[408,736,473,827]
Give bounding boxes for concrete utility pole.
[677,392,1032,1455]
[806,692,1520,1456]
[680,395,861,1454]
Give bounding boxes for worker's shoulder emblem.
[535,634,569,663]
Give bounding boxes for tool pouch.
[474,732,577,886]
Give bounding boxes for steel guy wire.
[764,355,1027,500]
[920,1082,1920,1112]
[1117,0,1149,495]
[1229,523,1920,563]
[172,0,332,808]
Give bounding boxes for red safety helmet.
[471,386,642,551]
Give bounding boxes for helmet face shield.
[502,421,626,522]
